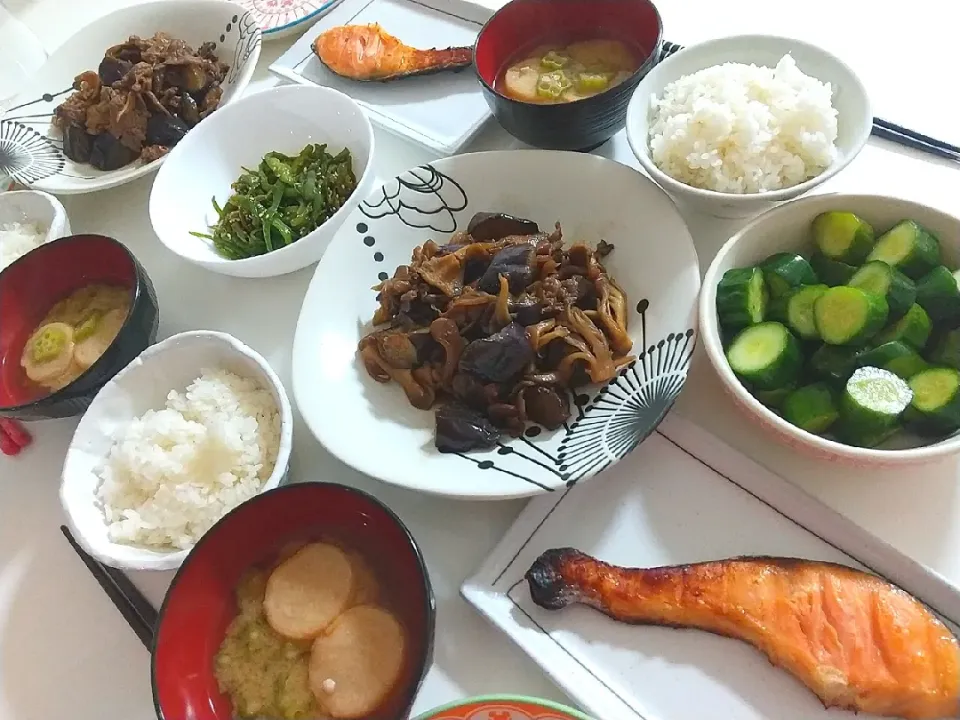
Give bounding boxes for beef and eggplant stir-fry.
[358,212,635,453]
[53,32,229,171]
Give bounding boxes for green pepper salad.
[193,143,358,260]
[717,211,960,448]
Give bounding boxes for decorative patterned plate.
[236,0,346,38]
[413,695,594,720]
[291,150,700,500]
[0,0,260,195]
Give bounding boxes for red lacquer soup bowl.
[474,0,663,151]
[0,233,159,421]
[151,483,436,720]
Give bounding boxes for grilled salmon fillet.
[526,549,960,719]
[312,24,473,81]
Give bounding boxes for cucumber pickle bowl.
[700,193,960,467]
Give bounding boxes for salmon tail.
[525,547,587,609]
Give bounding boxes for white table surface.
[2,1,959,719]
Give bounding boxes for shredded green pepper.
[190,143,358,260]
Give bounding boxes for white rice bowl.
[648,54,839,194]
[95,368,281,550]
[60,331,293,571]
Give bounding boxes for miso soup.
[498,39,639,104]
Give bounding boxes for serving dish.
[474,0,662,152]
[292,149,700,500]
[701,192,960,467]
[149,84,375,278]
[0,234,159,421]
[625,34,872,219]
[59,330,293,571]
[270,0,492,155]
[463,413,960,720]
[152,482,435,720]
[1,0,261,195]
[237,0,345,39]
[414,695,594,720]
[0,190,71,247]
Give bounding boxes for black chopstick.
[60,525,157,650]
[658,40,958,163]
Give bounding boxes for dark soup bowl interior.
[152,483,436,720]
[474,0,663,151]
[0,234,159,421]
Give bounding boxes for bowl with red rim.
[151,482,436,720]
[0,234,159,421]
[414,695,595,719]
[473,0,663,152]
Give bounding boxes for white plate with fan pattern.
[291,150,700,500]
[0,0,260,195]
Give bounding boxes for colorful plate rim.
[242,0,343,36]
[413,695,595,720]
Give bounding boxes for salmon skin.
[312,24,473,82]
[526,549,960,720]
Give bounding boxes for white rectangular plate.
[269,0,492,155]
[463,414,960,720]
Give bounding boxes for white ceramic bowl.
[626,35,872,219]
[293,150,701,499]
[59,331,294,571]
[2,0,260,195]
[149,85,376,278]
[0,190,71,248]
[701,193,960,467]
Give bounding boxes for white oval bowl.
[626,35,872,219]
[292,149,701,500]
[149,84,376,278]
[3,0,260,195]
[59,330,294,571]
[700,193,960,467]
[0,190,71,249]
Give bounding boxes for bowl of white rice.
[60,330,294,571]
[625,35,871,219]
[0,190,70,274]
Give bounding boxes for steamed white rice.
[0,221,46,274]
[648,54,839,194]
[95,368,282,550]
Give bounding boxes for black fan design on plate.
[360,165,468,232]
[0,120,65,184]
[357,165,698,492]
[227,12,262,84]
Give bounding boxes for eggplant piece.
[146,113,188,147]
[523,385,570,430]
[459,322,533,383]
[512,299,543,326]
[178,92,201,127]
[62,124,93,163]
[165,63,208,92]
[88,132,138,171]
[479,243,536,294]
[435,402,500,453]
[468,212,540,241]
[98,56,132,85]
